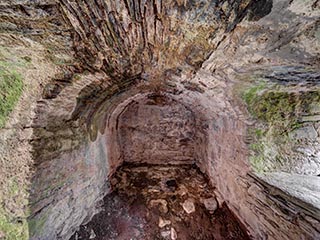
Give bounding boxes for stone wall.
[228,173,320,239]
[29,133,111,240]
[118,95,197,165]
[27,72,123,240]
[1,0,320,240]
[166,69,320,239]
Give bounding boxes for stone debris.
[182,198,195,214]
[89,229,96,239]
[289,125,318,141]
[203,197,218,213]
[161,230,171,238]
[159,217,171,228]
[71,165,250,240]
[177,184,188,196]
[302,115,320,122]
[149,199,168,213]
[171,227,178,240]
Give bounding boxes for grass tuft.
[0,208,29,240]
[0,63,23,128]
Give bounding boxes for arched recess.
[28,72,320,240]
[105,92,210,168]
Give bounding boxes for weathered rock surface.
[0,0,319,240]
[118,95,197,165]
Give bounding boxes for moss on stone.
[0,48,31,239]
[243,83,320,130]
[242,82,266,107]
[28,212,48,238]
[253,128,265,138]
[242,81,320,173]
[249,142,265,172]
[251,91,295,124]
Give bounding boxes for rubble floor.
[70,164,250,240]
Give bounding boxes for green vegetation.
[253,128,265,138]
[28,213,48,238]
[243,83,320,130]
[248,142,265,172]
[0,49,26,128]
[0,178,29,240]
[0,208,29,240]
[0,66,23,128]
[242,82,266,107]
[242,81,320,172]
[0,61,24,128]
[0,47,29,239]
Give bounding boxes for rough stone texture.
[0,36,61,238]
[181,198,196,214]
[240,81,320,175]
[0,0,320,240]
[225,172,320,240]
[197,1,320,239]
[70,165,249,240]
[260,172,320,212]
[242,70,320,175]
[289,125,318,141]
[118,95,197,165]
[29,132,111,240]
[202,197,218,213]
[59,0,253,77]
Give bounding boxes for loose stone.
[159,217,171,228]
[182,198,195,214]
[203,197,218,213]
[171,227,178,240]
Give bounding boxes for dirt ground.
[70,164,250,240]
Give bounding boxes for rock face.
[0,0,319,240]
[59,0,255,77]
